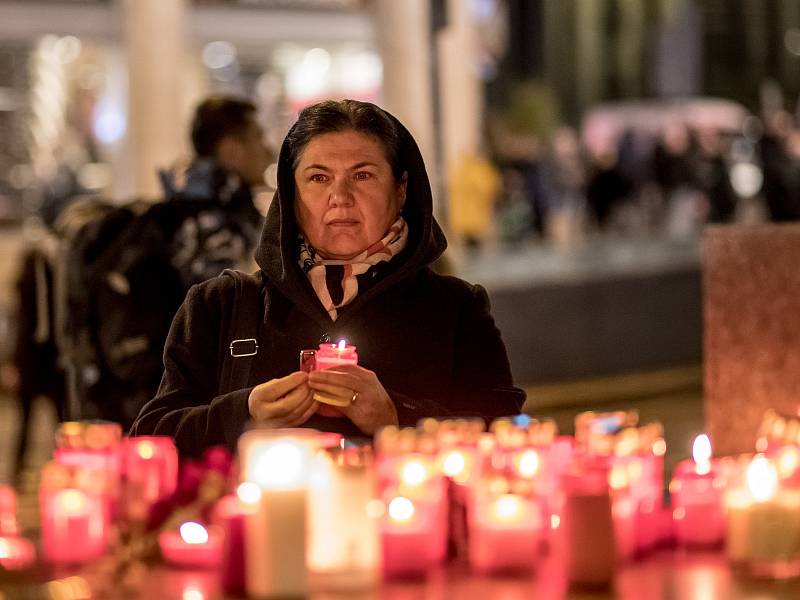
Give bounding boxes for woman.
[131,100,525,457]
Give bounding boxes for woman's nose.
[329,178,354,207]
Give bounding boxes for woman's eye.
[310,174,328,183]
[354,171,372,181]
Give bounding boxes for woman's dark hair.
[191,95,257,158]
[286,99,405,180]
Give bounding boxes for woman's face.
[294,130,406,260]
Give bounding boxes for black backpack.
[63,197,258,426]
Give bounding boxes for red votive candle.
[670,434,727,548]
[213,486,258,596]
[0,535,37,571]
[40,488,107,563]
[382,494,441,578]
[312,340,358,416]
[469,491,543,573]
[159,521,223,569]
[122,436,178,519]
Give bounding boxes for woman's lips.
[327,219,359,227]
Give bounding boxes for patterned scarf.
[299,217,409,321]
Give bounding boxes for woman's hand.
[248,372,319,428]
[308,365,398,434]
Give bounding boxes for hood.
[254,104,447,325]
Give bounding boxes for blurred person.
[65,95,268,429]
[653,123,693,197]
[690,127,736,224]
[130,99,525,457]
[760,110,800,222]
[447,152,501,249]
[499,134,546,237]
[9,233,65,485]
[586,147,633,231]
[540,127,588,248]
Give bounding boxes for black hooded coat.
[131,109,525,457]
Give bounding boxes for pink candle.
[381,494,440,578]
[314,340,358,371]
[669,434,726,547]
[0,535,37,571]
[469,492,542,573]
[311,341,358,416]
[159,521,223,569]
[122,436,178,519]
[213,487,256,596]
[378,454,448,563]
[53,447,121,522]
[40,487,107,563]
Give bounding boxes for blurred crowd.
[449,106,800,249]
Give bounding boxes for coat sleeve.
[129,281,253,457]
[388,282,526,426]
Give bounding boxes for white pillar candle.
[239,430,316,599]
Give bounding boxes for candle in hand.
[312,340,359,410]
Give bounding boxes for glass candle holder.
[726,455,800,579]
[556,461,619,588]
[670,435,727,548]
[39,462,109,564]
[468,483,543,574]
[300,341,358,415]
[122,436,179,522]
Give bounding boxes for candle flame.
[388,496,415,523]
[693,434,712,474]
[746,456,778,503]
[401,460,428,487]
[56,489,87,515]
[179,522,209,545]
[515,449,540,478]
[442,451,466,478]
[183,587,205,600]
[137,440,155,460]
[692,434,712,464]
[250,441,307,489]
[337,339,346,350]
[652,439,667,457]
[778,447,800,479]
[236,482,262,505]
[609,465,629,490]
[491,494,525,523]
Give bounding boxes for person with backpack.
[66,96,268,428]
[130,99,525,457]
